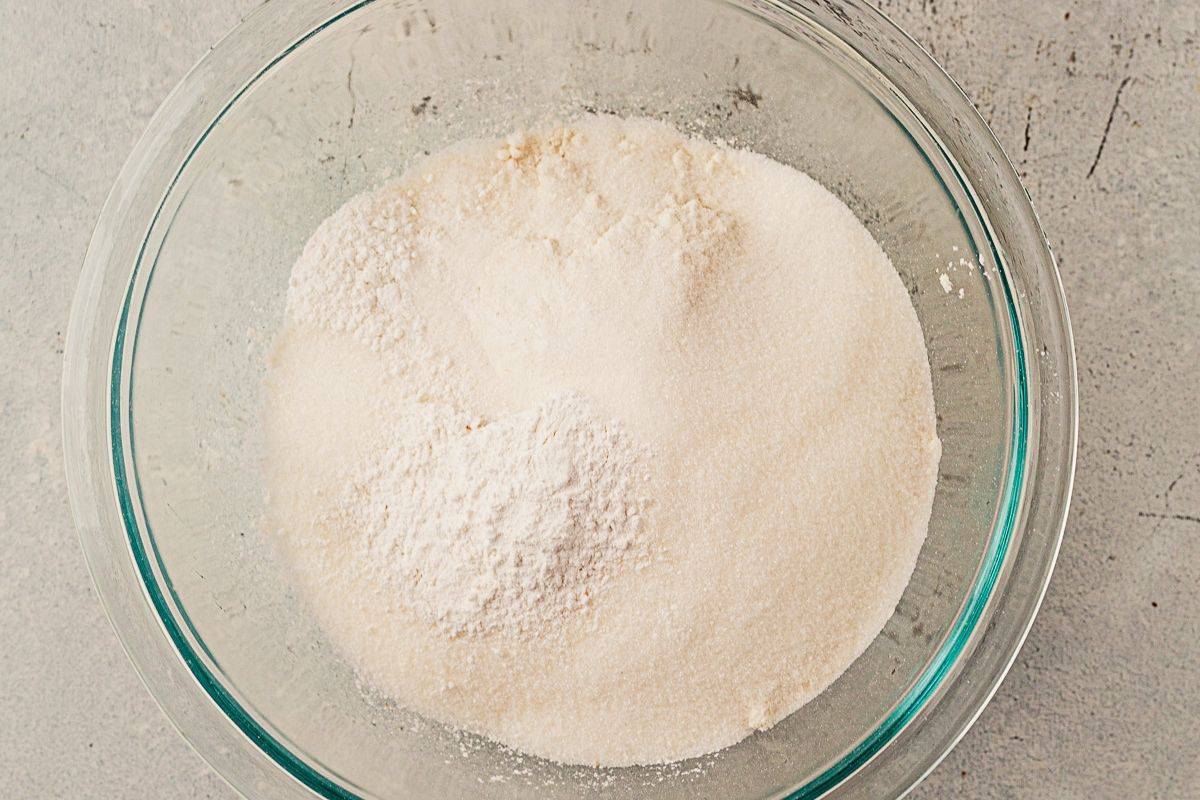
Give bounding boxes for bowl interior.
[118,0,1020,797]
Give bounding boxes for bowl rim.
[62,1,1077,798]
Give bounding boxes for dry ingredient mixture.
[264,115,941,767]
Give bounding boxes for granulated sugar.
[264,115,941,767]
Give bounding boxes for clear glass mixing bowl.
[62,1,1076,797]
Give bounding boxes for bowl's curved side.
[63,4,375,798]
[805,0,1077,796]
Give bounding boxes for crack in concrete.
[1137,511,1200,525]
[1023,103,1034,153]
[1086,76,1132,178]
[345,53,358,129]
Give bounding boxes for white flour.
[265,116,941,767]
[326,391,651,638]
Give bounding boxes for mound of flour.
[328,391,651,639]
[265,115,941,767]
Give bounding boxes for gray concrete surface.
[1,1,1196,797]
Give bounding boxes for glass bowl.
[62,0,1076,798]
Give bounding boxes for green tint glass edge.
[776,58,1030,800]
[111,3,376,798]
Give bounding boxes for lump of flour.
[327,391,651,639]
[265,115,941,767]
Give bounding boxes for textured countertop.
[2,1,1196,797]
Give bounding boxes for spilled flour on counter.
[265,115,941,767]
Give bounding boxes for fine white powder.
[265,116,941,767]
[324,391,652,638]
